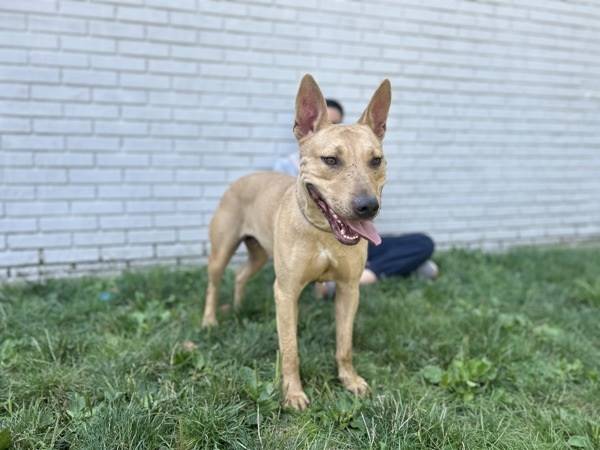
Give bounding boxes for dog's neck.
[295,177,331,232]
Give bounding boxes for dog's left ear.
[293,74,331,141]
[359,79,391,141]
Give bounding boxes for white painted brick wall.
[2,0,600,279]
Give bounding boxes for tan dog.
[202,74,391,410]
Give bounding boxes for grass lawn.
[1,246,599,449]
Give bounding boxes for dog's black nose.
[352,195,379,218]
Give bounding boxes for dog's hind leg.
[234,237,268,310]
[202,212,242,328]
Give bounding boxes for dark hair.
[325,98,344,119]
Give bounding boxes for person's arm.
[273,154,299,176]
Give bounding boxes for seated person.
[274,98,439,288]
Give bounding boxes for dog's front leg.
[335,281,369,396]
[274,278,309,410]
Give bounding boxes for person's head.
[326,98,344,124]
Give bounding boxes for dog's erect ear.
[359,79,391,141]
[293,74,331,141]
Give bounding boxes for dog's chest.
[312,246,338,281]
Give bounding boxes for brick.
[172,44,222,61]
[0,12,25,30]
[59,1,114,19]
[93,88,146,104]
[0,251,39,267]
[0,118,30,132]
[148,59,196,74]
[176,200,203,212]
[0,48,26,63]
[8,233,71,249]
[63,69,117,86]
[0,31,58,49]
[69,169,121,183]
[201,62,248,78]
[91,54,145,71]
[6,201,69,217]
[126,200,175,213]
[173,108,224,123]
[29,51,88,67]
[101,245,153,261]
[117,6,168,23]
[35,152,93,166]
[146,0,195,10]
[152,154,200,167]
[128,229,175,244]
[201,30,248,48]
[100,215,152,230]
[95,121,148,136]
[150,123,199,137]
[149,91,199,106]
[67,137,119,151]
[0,218,37,233]
[120,73,170,89]
[122,138,170,152]
[4,168,67,184]
[90,20,143,39]
[40,216,97,232]
[64,103,118,118]
[156,243,202,258]
[146,25,196,43]
[0,1,56,13]
[175,138,223,152]
[71,200,123,214]
[0,66,60,83]
[118,40,169,56]
[124,169,173,183]
[29,15,86,34]
[61,36,116,53]
[3,135,63,150]
[44,248,99,264]
[154,213,202,228]
[98,185,151,198]
[31,86,90,102]
[2,188,36,204]
[73,231,125,246]
[205,124,251,138]
[34,119,92,134]
[176,169,226,183]
[37,185,95,199]
[170,11,221,29]
[179,227,208,243]
[153,185,203,198]
[96,153,149,167]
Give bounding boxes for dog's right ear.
[293,74,331,141]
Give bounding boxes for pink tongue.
[347,220,382,246]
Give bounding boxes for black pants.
[367,233,434,279]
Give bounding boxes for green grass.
[1,246,599,449]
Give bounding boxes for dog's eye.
[370,157,383,168]
[321,156,338,167]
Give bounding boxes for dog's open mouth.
[306,184,382,246]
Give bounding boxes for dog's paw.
[201,316,218,328]
[341,375,369,396]
[283,390,310,411]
